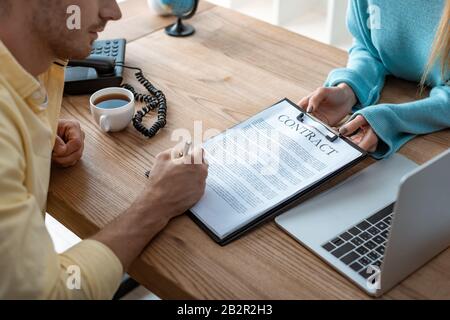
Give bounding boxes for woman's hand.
[339,115,379,152]
[299,83,357,126]
[52,119,85,167]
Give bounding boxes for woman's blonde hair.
[420,0,450,90]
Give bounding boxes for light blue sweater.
[325,0,450,158]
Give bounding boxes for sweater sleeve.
[354,85,450,159]
[325,0,389,108]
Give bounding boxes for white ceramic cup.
[89,87,135,132]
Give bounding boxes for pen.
[178,141,192,158]
[145,141,192,178]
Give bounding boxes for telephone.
[64,39,126,95]
[64,38,168,139]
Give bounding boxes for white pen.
[179,141,192,158]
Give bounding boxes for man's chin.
[66,50,92,60]
[53,34,95,60]
[63,43,93,60]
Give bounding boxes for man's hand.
[52,120,85,167]
[298,83,357,126]
[92,146,209,270]
[135,147,209,224]
[339,115,379,152]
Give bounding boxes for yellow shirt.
[0,40,123,299]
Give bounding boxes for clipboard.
[189,98,368,246]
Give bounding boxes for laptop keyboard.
[321,203,395,280]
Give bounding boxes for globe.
[149,0,200,37]
[148,0,196,17]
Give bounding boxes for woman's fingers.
[349,131,364,145]
[342,115,379,152]
[339,115,367,136]
[358,128,378,152]
[298,97,308,108]
[298,93,312,109]
[307,88,329,113]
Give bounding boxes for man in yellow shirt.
[0,0,208,299]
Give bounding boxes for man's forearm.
[91,199,169,271]
[90,148,208,272]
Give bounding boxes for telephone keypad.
[90,38,126,62]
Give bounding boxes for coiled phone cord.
[117,64,167,138]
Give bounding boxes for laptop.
[275,149,450,296]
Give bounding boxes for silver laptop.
[275,149,450,296]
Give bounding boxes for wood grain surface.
[48,1,450,299]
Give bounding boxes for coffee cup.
[89,87,135,132]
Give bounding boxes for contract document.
[190,99,366,245]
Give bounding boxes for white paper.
[191,100,363,240]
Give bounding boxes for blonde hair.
[420,0,450,90]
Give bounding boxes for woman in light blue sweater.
[300,0,450,158]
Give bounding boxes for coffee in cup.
[93,94,131,110]
[89,87,135,132]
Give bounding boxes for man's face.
[31,0,122,60]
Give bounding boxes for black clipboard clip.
[297,111,339,142]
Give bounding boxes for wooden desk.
[49,0,450,299]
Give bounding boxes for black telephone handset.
[68,55,116,77]
[64,39,126,95]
